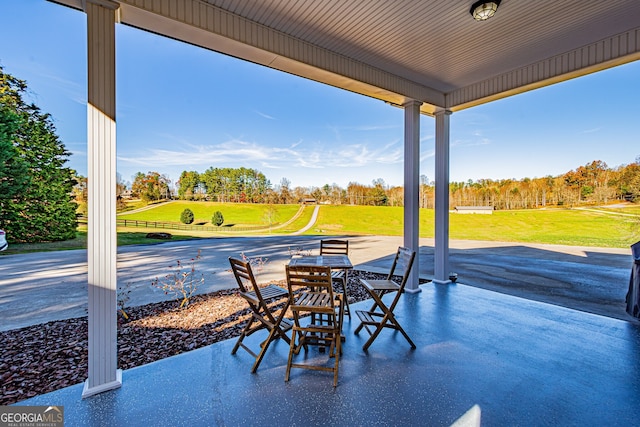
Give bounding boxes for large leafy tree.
[0,106,29,206]
[177,170,200,200]
[0,66,77,242]
[199,166,271,203]
[615,160,640,202]
[131,171,170,202]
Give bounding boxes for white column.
[433,109,452,284]
[82,0,122,398]
[403,100,422,293]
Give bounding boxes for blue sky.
[1,1,639,189]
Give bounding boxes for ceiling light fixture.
[470,0,501,21]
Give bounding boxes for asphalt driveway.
[0,235,634,331]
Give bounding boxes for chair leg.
[251,324,278,373]
[286,317,341,386]
[273,322,292,345]
[362,320,386,351]
[339,278,351,318]
[388,315,416,349]
[285,326,299,382]
[333,330,340,387]
[354,300,380,335]
[231,315,257,355]
[361,312,416,351]
[337,294,345,341]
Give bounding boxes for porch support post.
[82,0,122,398]
[403,100,422,293]
[433,109,452,284]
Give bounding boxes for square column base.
[82,369,122,399]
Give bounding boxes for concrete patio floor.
[16,280,640,426]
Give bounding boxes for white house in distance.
[454,206,494,214]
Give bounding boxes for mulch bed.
[0,271,428,405]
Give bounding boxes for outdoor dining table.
[287,254,353,271]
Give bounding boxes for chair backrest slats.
[229,257,260,297]
[286,265,334,299]
[386,247,416,311]
[320,239,348,256]
[387,246,415,283]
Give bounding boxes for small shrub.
[117,281,132,320]
[212,211,224,226]
[288,246,311,257]
[240,251,269,276]
[151,250,205,308]
[180,208,194,224]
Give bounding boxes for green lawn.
[3,203,638,254]
[2,229,199,254]
[448,208,637,247]
[599,206,640,215]
[302,205,639,248]
[118,201,301,227]
[311,205,405,236]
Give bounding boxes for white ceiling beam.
[448,28,640,111]
[49,0,640,115]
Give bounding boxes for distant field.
[600,206,640,215]
[304,205,639,248]
[447,208,637,247]
[4,202,638,254]
[118,201,301,227]
[313,205,404,236]
[112,202,640,247]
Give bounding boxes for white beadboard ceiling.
[53,0,640,114]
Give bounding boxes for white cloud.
[580,127,602,134]
[255,110,276,120]
[117,130,413,187]
[420,149,435,162]
[345,124,399,131]
[452,136,491,148]
[118,139,272,167]
[27,67,86,106]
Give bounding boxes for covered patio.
[33,0,640,414]
[19,280,640,425]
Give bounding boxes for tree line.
[0,66,77,243]
[123,158,640,209]
[447,159,640,209]
[3,64,637,246]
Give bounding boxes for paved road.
[0,235,635,331]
